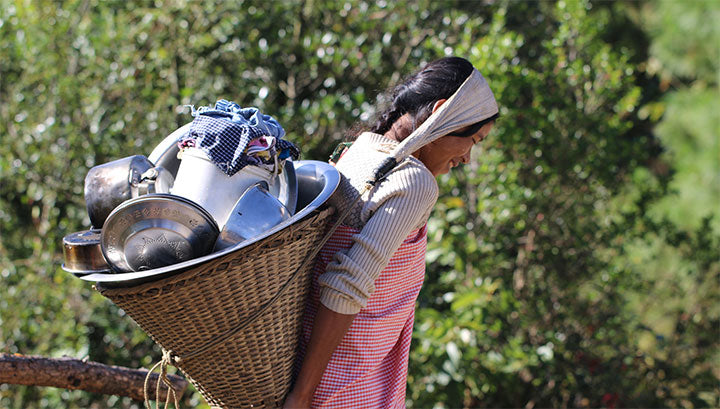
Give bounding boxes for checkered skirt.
[298,223,428,408]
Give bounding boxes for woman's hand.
[285,304,357,409]
[282,389,312,409]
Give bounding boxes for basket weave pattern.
[97,207,334,408]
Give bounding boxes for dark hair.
[370,56,479,137]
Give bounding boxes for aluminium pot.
[62,229,111,275]
[170,148,274,228]
[84,155,174,228]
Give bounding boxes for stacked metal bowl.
[63,124,299,276]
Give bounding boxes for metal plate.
[81,160,339,287]
[100,194,219,273]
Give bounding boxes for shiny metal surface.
[82,160,339,287]
[62,229,111,275]
[135,166,175,196]
[147,123,192,176]
[84,155,154,228]
[147,125,299,215]
[101,194,219,272]
[171,148,273,228]
[268,160,298,215]
[214,182,291,251]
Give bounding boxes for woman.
[284,56,499,408]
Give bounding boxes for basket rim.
[95,206,333,294]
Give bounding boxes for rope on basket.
[144,349,181,409]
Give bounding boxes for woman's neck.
[382,115,422,160]
[383,114,414,143]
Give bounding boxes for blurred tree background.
[0,0,717,408]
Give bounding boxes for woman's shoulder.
[383,157,438,201]
[335,132,437,197]
[353,132,398,153]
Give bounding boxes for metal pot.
[170,148,273,228]
[62,229,111,275]
[84,155,174,228]
[147,126,298,216]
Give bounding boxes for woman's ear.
[432,98,448,114]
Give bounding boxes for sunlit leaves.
[1,0,718,408]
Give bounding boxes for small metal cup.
[213,182,291,251]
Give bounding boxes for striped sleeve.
[317,163,438,314]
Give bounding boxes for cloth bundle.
[181,99,299,176]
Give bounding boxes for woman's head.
[372,56,498,175]
[371,57,476,137]
[414,119,495,176]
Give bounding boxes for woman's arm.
[284,180,433,407]
[318,159,438,314]
[283,304,356,408]
[285,155,438,407]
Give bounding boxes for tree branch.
[0,354,188,402]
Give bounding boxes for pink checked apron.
[298,223,428,408]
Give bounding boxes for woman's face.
[416,121,494,176]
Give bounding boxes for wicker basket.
[96,207,334,408]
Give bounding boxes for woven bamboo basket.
[96,206,334,408]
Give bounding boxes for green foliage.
[639,0,720,234]
[408,1,718,408]
[1,0,717,408]
[642,0,720,85]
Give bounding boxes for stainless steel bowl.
[101,194,219,272]
[213,182,292,251]
[62,229,111,275]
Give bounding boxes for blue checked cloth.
[181,99,299,176]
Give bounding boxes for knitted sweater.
[319,132,439,314]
